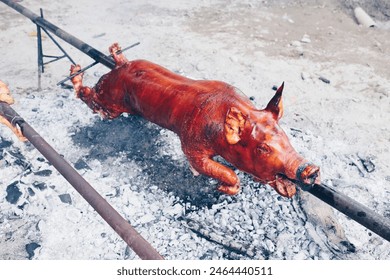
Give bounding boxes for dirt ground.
[0,0,389,260]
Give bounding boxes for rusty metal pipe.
[0,102,164,260]
[298,182,390,242]
[0,0,115,69]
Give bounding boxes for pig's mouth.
[268,163,320,198]
[272,175,297,198]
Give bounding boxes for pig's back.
[115,60,248,132]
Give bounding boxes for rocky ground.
[0,0,389,260]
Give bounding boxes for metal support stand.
[36,8,76,89]
[36,9,44,90]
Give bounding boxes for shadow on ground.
[71,115,226,209]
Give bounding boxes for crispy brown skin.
[70,43,320,197]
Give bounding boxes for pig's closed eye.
[256,143,271,155]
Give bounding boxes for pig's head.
[224,83,320,197]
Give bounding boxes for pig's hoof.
[109,42,121,55]
[70,64,81,75]
[70,65,83,80]
[217,184,240,195]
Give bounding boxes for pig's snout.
[296,162,320,185]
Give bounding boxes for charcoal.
[59,193,72,205]
[26,243,41,260]
[6,182,22,204]
[74,158,91,170]
[33,182,47,191]
[34,169,53,177]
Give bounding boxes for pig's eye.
[256,143,272,155]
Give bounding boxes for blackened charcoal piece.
[0,138,12,149]
[18,202,28,210]
[36,157,46,162]
[74,158,91,170]
[359,157,375,173]
[27,187,36,196]
[9,149,29,168]
[6,182,22,204]
[319,76,330,84]
[59,193,72,205]
[33,182,47,191]
[34,169,53,177]
[26,242,41,260]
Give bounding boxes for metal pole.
[299,182,390,242]
[0,0,115,69]
[0,102,164,260]
[36,8,44,90]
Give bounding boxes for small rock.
[301,72,311,80]
[359,157,375,173]
[5,232,12,241]
[6,182,22,204]
[36,220,46,231]
[166,203,183,217]
[196,61,207,72]
[55,100,64,108]
[319,76,330,84]
[301,34,311,43]
[291,40,302,48]
[229,56,238,63]
[59,193,72,205]
[26,242,41,260]
[265,239,275,252]
[308,241,318,256]
[137,214,155,224]
[93,32,106,38]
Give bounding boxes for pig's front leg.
[0,115,27,141]
[70,65,94,99]
[70,64,106,117]
[186,151,240,195]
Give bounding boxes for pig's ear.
[225,107,247,145]
[265,82,284,120]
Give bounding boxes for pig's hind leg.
[0,81,27,141]
[186,152,240,195]
[109,43,128,67]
